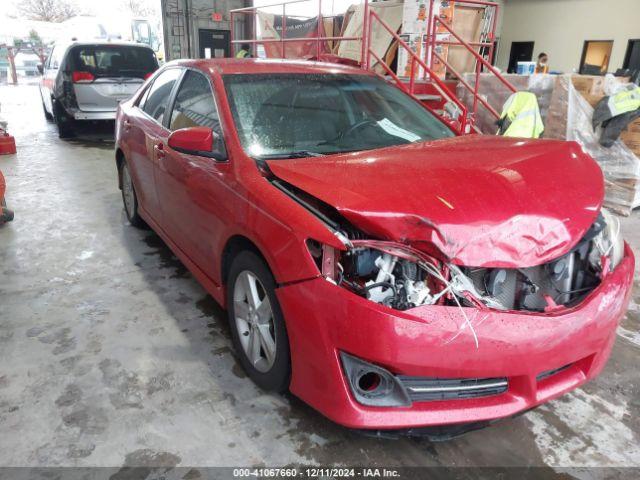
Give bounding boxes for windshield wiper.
[256,150,325,160]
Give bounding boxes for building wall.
[496,0,639,74]
[161,0,249,61]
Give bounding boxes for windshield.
[71,45,158,79]
[223,73,455,159]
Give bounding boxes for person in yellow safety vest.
[236,44,252,59]
[606,84,640,117]
[497,91,544,139]
[593,84,640,146]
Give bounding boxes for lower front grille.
[536,363,573,382]
[398,376,508,402]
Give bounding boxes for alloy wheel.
[233,270,277,373]
[122,164,135,219]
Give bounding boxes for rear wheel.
[227,251,291,392]
[120,161,144,228]
[53,100,75,138]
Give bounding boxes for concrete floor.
[1,84,639,473]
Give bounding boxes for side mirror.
[37,64,44,75]
[167,127,226,160]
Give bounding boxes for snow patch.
[527,389,640,467]
[617,325,640,348]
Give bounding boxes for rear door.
[127,68,182,223]
[71,45,158,112]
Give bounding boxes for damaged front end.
[268,166,634,428]
[306,209,624,315]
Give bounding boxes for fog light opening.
[357,371,381,392]
[340,352,412,407]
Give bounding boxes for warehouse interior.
[1,0,640,477]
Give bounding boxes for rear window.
[71,45,158,79]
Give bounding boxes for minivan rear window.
[71,45,158,79]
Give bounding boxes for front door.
[198,29,230,59]
[157,69,230,279]
[507,41,534,74]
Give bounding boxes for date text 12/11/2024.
[232,468,401,478]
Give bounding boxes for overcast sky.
[5,0,161,21]
[3,0,358,20]
[2,0,361,27]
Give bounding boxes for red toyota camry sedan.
[115,58,634,433]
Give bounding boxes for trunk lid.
[69,44,157,112]
[266,135,604,268]
[74,78,143,112]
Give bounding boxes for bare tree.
[15,0,78,23]
[120,0,157,18]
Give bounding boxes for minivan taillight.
[72,71,94,83]
[144,72,153,80]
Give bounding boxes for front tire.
[227,251,291,392]
[120,160,145,228]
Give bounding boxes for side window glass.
[137,84,152,109]
[142,68,181,123]
[45,49,54,69]
[169,70,224,152]
[51,47,64,69]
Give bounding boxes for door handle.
[154,143,165,159]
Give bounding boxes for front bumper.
[276,244,635,430]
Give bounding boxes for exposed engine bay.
[271,176,624,313]
[308,210,623,313]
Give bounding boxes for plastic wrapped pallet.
[546,75,640,215]
[456,73,555,135]
[562,76,639,214]
[457,73,640,215]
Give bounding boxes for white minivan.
[39,41,158,138]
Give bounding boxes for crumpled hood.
[267,135,604,267]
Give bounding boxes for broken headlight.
[592,209,624,271]
[307,239,456,311]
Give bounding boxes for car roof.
[56,41,154,50]
[165,58,375,76]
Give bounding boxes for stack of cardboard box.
[571,75,605,108]
[620,119,640,158]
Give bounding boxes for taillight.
[72,71,94,83]
[143,72,153,80]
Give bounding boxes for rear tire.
[120,160,145,228]
[226,251,291,393]
[53,100,75,139]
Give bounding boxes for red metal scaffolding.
[230,0,517,134]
